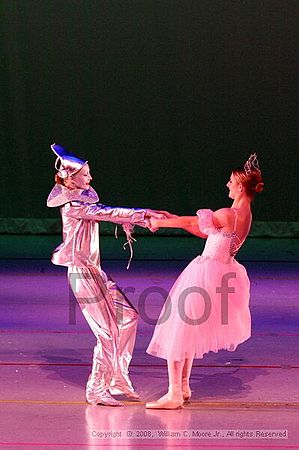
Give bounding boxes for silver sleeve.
[65,202,149,227]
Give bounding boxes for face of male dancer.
[226,173,242,199]
[66,164,93,190]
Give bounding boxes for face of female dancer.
[226,173,243,199]
[65,164,93,190]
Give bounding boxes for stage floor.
[0,259,298,449]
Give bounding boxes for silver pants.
[68,266,138,395]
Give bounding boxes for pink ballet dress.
[146,209,251,362]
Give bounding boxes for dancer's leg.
[68,267,123,406]
[103,273,139,398]
[168,360,183,393]
[182,358,193,401]
[145,359,184,409]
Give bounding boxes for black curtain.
[1,0,298,220]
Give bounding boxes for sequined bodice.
[201,231,239,263]
[197,209,243,264]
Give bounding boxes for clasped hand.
[145,209,178,232]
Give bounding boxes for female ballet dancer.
[47,143,165,407]
[146,154,264,409]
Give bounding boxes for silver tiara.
[244,153,261,175]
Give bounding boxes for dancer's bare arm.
[150,216,207,238]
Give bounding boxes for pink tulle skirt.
[146,255,251,361]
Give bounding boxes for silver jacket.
[47,184,149,268]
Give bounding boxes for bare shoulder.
[213,208,234,228]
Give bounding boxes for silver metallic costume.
[47,144,151,406]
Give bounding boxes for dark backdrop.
[1,0,298,221]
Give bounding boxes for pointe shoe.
[146,397,183,410]
[86,389,124,407]
[182,387,192,403]
[145,388,183,410]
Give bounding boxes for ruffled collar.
[47,184,99,207]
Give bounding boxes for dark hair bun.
[255,182,264,193]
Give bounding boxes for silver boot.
[86,374,124,406]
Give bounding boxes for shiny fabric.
[47,184,99,208]
[103,273,139,395]
[47,184,148,268]
[47,183,148,400]
[51,143,88,178]
[68,267,138,400]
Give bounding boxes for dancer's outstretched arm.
[150,216,207,238]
